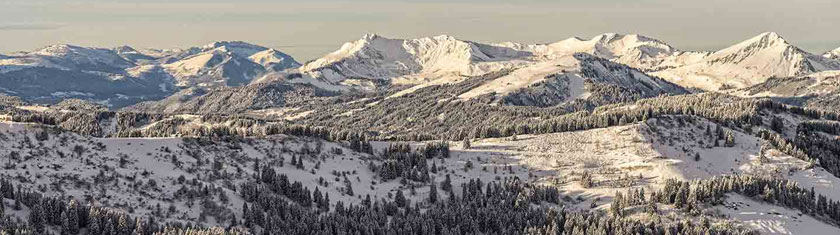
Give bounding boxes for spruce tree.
[28,203,45,234]
[395,190,407,208]
[429,182,439,204]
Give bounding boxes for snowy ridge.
[0,44,134,73]
[300,34,533,85]
[455,53,688,106]
[545,33,709,71]
[653,32,840,91]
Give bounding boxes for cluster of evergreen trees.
[239,166,331,211]
[792,121,840,178]
[371,143,432,182]
[3,173,765,235]
[605,175,840,228]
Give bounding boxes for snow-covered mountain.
[826,47,840,60]
[527,33,709,71]
[1,44,135,73]
[295,33,706,95]
[653,32,840,91]
[162,49,266,87]
[159,41,301,87]
[0,42,300,108]
[0,44,175,107]
[299,34,534,90]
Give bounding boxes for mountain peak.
[113,46,139,53]
[33,44,82,55]
[825,47,840,60]
[198,41,269,59]
[430,34,459,41]
[361,33,384,41]
[203,41,260,49]
[593,33,623,42]
[741,32,790,48]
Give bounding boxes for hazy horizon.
[2,0,839,61]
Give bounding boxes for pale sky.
[1,0,839,61]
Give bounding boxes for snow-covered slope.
[654,32,840,91]
[249,48,300,72]
[124,82,335,114]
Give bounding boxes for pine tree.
[61,206,80,235]
[441,174,453,192]
[242,202,251,228]
[610,192,625,217]
[429,182,439,204]
[462,138,471,150]
[395,190,407,208]
[28,203,45,234]
[322,192,330,211]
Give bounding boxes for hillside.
[124,82,337,114]
[737,70,840,110]
[3,107,840,234]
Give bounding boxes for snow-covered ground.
[719,194,840,235]
[3,113,840,231]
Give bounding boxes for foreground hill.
[3,107,840,234]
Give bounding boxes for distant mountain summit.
[826,47,840,60]
[653,32,840,90]
[249,48,299,72]
[542,33,709,71]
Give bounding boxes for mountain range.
[0,41,299,108]
[1,32,839,110]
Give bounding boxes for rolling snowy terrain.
[3,30,840,235]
